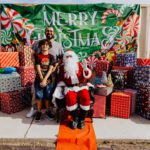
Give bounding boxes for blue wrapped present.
[134,66,150,83]
[116,53,136,67]
[135,81,150,120]
[0,72,21,92]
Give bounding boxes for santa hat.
[65,49,76,56]
[64,50,79,62]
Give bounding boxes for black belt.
[66,83,87,87]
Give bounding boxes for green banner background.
[0,4,140,61]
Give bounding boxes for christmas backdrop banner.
[0,4,140,61]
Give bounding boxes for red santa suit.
[58,53,92,112]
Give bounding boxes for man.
[56,50,92,129]
[26,26,64,118]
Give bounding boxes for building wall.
[139,6,150,58]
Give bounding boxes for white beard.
[64,57,79,84]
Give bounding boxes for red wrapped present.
[22,86,32,107]
[0,90,23,114]
[136,58,150,66]
[95,86,113,96]
[0,52,20,68]
[124,89,137,114]
[19,46,34,67]
[111,92,131,118]
[93,95,106,118]
[113,66,133,71]
[95,60,109,77]
[17,66,35,87]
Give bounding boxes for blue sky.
[0,0,150,4]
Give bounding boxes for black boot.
[78,109,88,129]
[69,109,78,129]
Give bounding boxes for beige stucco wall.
[138,6,150,58]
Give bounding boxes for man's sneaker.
[45,110,55,120]
[26,107,37,118]
[35,111,42,121]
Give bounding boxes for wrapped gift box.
[135,81,150,90]
[93,95,106,118]
[95,60,109,77]
[0,72,21,92]
[0,90,23,114]
[113,66,134,88]
[134,66,150,83]
[17,66,35,87]
[124,89,137,114]
[111,70,128,90]
[136,58,150,66]
[19,46,34,67]
[106,94,111,116]
[135,82,150,120]
[22,86,32,107]
[95,86,113,96]
[113,66,133,70]
[111,92,131,118]
[116,53,136,67]
[0,52,20,68]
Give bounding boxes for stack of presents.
[0,46,35,114]
[89,53,150,120]
[0,48,149,121]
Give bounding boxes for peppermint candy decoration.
[102,9,121,24]
[116,30,131,47]
[92,51,101,57]
[1,7,23,33]
[123,13,139,37]
[18,18,35,45]
[5,45,15,52]
[86,55,98,69]
[1,29,12,45]
[18,18,34,38]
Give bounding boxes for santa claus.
[54,50,92,129]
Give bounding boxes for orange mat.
[56,118,97,150]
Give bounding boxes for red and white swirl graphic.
[1,7,23,33]
[102,9,121,24]
[86,55,98,69]
[123,13,140,37]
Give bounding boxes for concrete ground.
[0,109,150,149]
